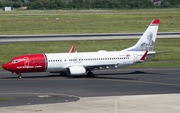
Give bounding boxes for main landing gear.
[87,71,94,77]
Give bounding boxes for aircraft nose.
[2,63,10,71]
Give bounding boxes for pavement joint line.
[0,71,11,73]
[88,78,180,87]
[121,80,180,87]
[0,92,81,99]
[0,74,180,87]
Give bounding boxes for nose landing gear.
[18,75,22,79]
[12,72,22,79]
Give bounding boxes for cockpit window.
[9,60,18,63]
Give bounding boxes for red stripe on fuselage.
[9,54,47,73]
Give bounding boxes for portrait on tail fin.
[122,19,159,52]
[140,32,154,51]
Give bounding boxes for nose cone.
[2,63,10,71]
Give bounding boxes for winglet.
[151,19,160,25]
[69,45,75,53]
[140,51,148,61]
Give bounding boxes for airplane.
[2,19,160,79]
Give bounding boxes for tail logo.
[123,19,160,52]
[140,31,155,51]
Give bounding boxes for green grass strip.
[0,98,15,102]
[0,9,180,35]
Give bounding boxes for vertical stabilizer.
[123,19,160,51]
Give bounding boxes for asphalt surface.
[0,68,180,107]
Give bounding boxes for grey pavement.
[0,68,180,113]
[0,94,180,113]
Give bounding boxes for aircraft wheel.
[87,72,94,77]
[18,75,22,79]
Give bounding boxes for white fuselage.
[45,51,154,72]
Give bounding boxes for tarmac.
[0,94,180,113]
[0,68,180,113]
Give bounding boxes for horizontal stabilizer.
[148,50,175,55]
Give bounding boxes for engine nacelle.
[67,66,86,76]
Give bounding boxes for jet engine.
[67,66,86,76]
